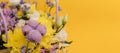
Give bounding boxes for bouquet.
[0,0,72,53]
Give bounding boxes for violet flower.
[0,2,7,8]
[46,1,54,7]
[0,8,8,42]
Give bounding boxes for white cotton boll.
[29,11,40,21]
[9,0,21,5]
[55,29,68,41]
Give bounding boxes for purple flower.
[58,6,62,11]
[26,30,42,43]
[0,2,7,8]
[46,1,54,7]
[20,45,31,53]
[41,49,45,53]
[36,24,46,36]
[20,45,26,53]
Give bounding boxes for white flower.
[55,29,68,41]
[29,11,40,21]
[9,0,21,5]
[20,3,31,11]
[58,43,70,49]
[16,19,26,27]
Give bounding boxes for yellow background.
[1,0,120,53]
[63,0,120,53]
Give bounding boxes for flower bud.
[62,15,68,25]
[57,16,63,27]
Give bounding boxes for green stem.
[25,41,29,53]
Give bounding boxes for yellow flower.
[10,47,20,53]
[32,45,41,53]
[16,10,24,17]
[37,12,56,49]
[29,4,36,14]
[2,27,27,53]
[38,15,55,36]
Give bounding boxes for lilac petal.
[0,2,7,8]
[46,0,49,3]
[58,6,62,11]
[22,25,33,34]
[27,20,39,29]
[36,24,46,36]
[0,26,5,33]
[41,49,45,53]
[26,30,42,43]
[0,8,8,42]
[50,50,56,53]
[20,45,26,53]
[52,44,58,50]
[3,9,11,16]
[49,44,58,53]
[46,2,53,7]
[20,0,25,4]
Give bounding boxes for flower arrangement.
[0,0,72,53]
